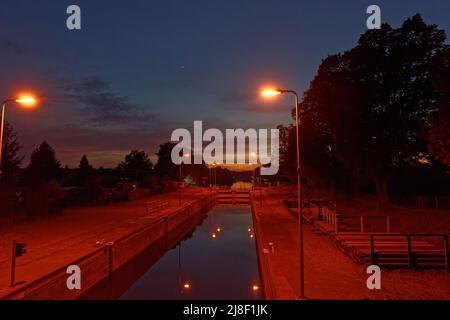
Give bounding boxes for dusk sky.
[1,0,449,167]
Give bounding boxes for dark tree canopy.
[78,154,93,185]
[25,141,61,185]
[118,150,153,180]
[0,122,24,181]
[154,142,178,179]
[300,14,448,209]
[428,45,450,167]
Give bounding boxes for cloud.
[19,124,171,167]
[62,76,158,127]
[0,37,31,55]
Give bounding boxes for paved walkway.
[0,188,212,293]
[252,187,450,300]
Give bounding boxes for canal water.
[81,205,261,300]
[119,205,261,300]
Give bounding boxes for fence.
[2,194,216,300]
[391,195,450,210]
[145,200,169,214]
[370,233,450,269]
[338,216,391,233]
[309,200,338,232]
[311,200,391,234]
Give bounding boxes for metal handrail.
[146,200,169,214]
[338,216,390,233]
[2,193,217,299]
[370,233,450,269]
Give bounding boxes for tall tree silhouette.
[0,122,23,181]
[118,150,152,181]
[78,154,93,185]
[301,15,447,210]
[429,45,450,167]
[25,141,61,185]
[154,142,178,179]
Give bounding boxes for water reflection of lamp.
[178,244,192,294]
[178,243,184,294]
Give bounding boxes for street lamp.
[0,94,38,178]
[261,87,305,299]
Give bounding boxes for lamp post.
[0,94,38,178]
[261,87,305,299]
[179,153,190,206]
[209,166,212,187]
[211,162,217,187]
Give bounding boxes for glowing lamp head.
[261,88,281,98]
[15,94,37,107]
[252,285,260,291]
[183,282,191,289]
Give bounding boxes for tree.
[24,141,61,185]
[301,15,447,210]
[78,154,93,185]
[428,45,450,167]
[118,150,153,180]
[277,125,296,180]
[154,142,178,179]
[297,103,341,195]
[0,122,23,181]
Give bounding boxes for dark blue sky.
[1,0,449,167]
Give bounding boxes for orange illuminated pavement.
[0,188,212,295]
[251,186,450,300]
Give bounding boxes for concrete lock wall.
[4,247,109,300]
[3,194,216,300]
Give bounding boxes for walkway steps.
[313,219,449,269]
[332,233,448,269]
